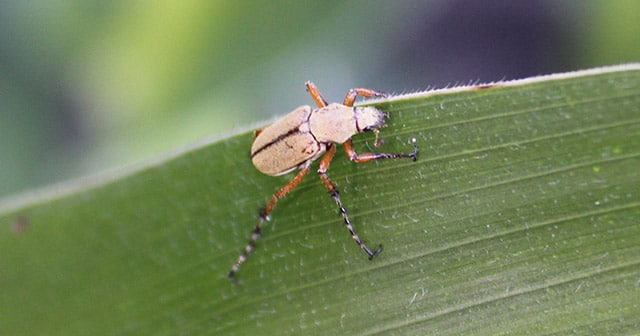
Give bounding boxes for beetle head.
[355,106,386,133]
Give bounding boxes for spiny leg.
[343,139,418,163]
[317,144,382,259]
[228,165,311,281]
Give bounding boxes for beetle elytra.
[228,81,418,281]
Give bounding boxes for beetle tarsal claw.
[409,145,419,161]
[227,272,243,285]
[368,244,383,260]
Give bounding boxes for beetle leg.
[228,164,311,281]
[305,81,328,108]
[343,88,387,107]
[252,128,264,141]
[372,128,383,147]
[318,144,383,259]
[343,139,418,163]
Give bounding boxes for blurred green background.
[1,0,638,199]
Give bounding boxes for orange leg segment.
[306,81,388,108]
[343,87,387,107]
[228,164,311,281]
[305,81,328,108]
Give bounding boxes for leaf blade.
[1,64,639,335]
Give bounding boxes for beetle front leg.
[228,165,311,281]
[305,81,328,108]
[317,144,382,259]
[343,139,418,163]
[343,87,387,107]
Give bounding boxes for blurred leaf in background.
[1,0,639,198]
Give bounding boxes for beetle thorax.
[309,103,385,144]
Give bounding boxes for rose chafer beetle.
[228,81,418,280]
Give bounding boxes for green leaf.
[1,64,639,335]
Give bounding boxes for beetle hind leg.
[227,215,266,283]
[318,144,383,259]
[327,186,383,259]
[228,165,311,281]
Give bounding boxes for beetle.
[228,81,418,280]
